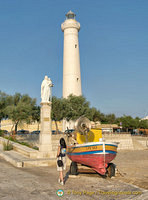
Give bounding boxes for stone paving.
[0,156,148,200]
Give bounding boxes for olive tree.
[5,93,37,133]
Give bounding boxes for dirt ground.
[0,150,148,200]
[113,150,148,190]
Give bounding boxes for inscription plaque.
[44,117,49,121]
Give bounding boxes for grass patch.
[3,141,13,151]
[17,141,31,147]
[0,130,4,137]
[32,146,39,150]
[4,136,39,150]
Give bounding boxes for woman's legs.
[58,157,66,184]
[59,171,64,182]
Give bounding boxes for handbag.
[57,157,63,167]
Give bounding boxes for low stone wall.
[0,137,38,158]
[132,136,148,150]
[103,133,148,150]
[1,119,63,132]
[103,133,134,150]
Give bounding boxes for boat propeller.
[75,116,91,136]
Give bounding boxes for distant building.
[141,116,148,120]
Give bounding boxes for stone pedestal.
[39,102,53,158]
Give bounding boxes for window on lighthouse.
[75,44,77,48]
[66,11,76,19]
[68,14,74,19]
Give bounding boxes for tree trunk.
[7,124,15,146]
[37,122,40,131]
[11,124,14,133]
[55,120,59,134]
[14,121,19,134]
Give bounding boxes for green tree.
[32,105,40,130]
[98,113,106,123]
[5,93,37,132]
[0,91,12,128]
[0,91,8,124]
[64,95,90,121]
[104,114,116,124]
[86,107,102,122]
[116,115,140,130]
[139,120,148,129]
[52,96,65,133]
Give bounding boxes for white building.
[141,116,148,120]
[61,10,82,98]
[61,11,82,131]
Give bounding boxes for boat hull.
[67,142,118,175]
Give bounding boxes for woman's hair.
[60,138,66,148]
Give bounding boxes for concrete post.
[39,102,53,158]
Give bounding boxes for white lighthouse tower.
[61,11,82,98]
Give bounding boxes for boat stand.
[70,161,116,178]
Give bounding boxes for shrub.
[3,141,13,151]
[9,136,17,142]
[33,146,39,150]
[0,130,4,137]
[18,141,31,147]
[2,134,38,150]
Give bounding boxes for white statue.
[41,76,53,103]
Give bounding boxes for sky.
[0,0,148,118]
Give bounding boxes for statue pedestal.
[38,102,54,158]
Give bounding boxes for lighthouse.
[61,11,82,98]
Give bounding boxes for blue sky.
[0,0,148,118]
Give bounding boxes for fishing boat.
[67,141,118,175]
[66,117,118,176]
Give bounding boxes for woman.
[57,138,67,185]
